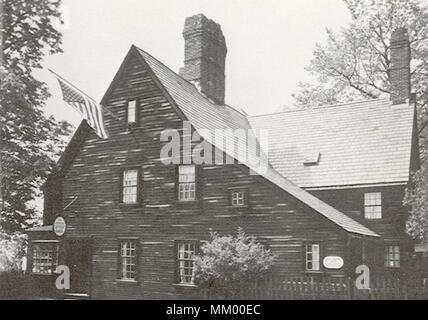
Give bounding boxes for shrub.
[194,228,277,298]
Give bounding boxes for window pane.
[32,244,58,274]
[364,193,382,219]
[121,241,137,280]
[232,191,245,206]
[177,242,196,284]
[306,244,320,271]
[128,100,136,123]
[123,170,139,203]
[179,165,195,183]
[178,166,196,201]
[384,246,400,268]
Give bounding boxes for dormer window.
[364,192,382,219]
[303,152,321,166]
[127,99,137,124]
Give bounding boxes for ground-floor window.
[305,243,320,271]
[384,245,400,268]
[32,242,58,274]
[119,240,138,280]
[176,240,198,285]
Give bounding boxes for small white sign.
[323,256,344,269]
[54,217,66,237]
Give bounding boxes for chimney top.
[389,27,411,105]
[179,14,227,105]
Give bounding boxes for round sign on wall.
[323,256,344,269]
[54,216,66,237]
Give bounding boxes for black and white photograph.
[0,0,428,306]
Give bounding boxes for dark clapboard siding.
[59,50,349,300]
[310,186,409,240]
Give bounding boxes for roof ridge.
[134,45,250,118]
[249,97,391,118]
[134,45,197,90]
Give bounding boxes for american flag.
[50,70,108,139]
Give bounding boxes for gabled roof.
[48,45,379,237]
[134,46,264,167]
[129,46,378,237]
[249,99,415,189]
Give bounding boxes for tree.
[291,0,428,244]
[193,228,277,298]
[403,168,428,243]
[0,225,26,272]
[0,0,73,234]
[293,0,427,114]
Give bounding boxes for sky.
[36,0,352,129]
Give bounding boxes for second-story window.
[364,192,382,219]
[127,99,137,124]
[232,191,245,206]
[178,165,196,201]
[122,169,139,204]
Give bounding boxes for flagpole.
[48,69,124,124]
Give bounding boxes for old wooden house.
[26,15,419,299]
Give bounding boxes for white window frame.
[177,241,197,285]
[178,165,196,202]
[122,169,139,204]
[231,191,245,206]
[120,240,137,280]
[32,242,58,275]
[127,99,137,124]
[305,244,320,271]
[364,192,382,219]
[384,245,400,268]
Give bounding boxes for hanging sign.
[323,256,344,269]
[54,217,67,237]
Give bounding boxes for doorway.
[65,239,92,294]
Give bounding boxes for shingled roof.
[249,99,415,189]
[131,46,378,237]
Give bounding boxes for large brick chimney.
[179,14,227,105]
[389,28,411,105]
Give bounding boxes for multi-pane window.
[127,99,137,124]
[231,191,245,206]
[122,169,139,204]
[32,243,58,274]
[120,240,137,280]
[305,244,320,271]
[384,246,400,268]
[364,192,382,219]
[178,165,196,201]
[177,241,197,284]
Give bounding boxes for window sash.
[120,241,137,280]
[127,100,137,124]
[178,166,196,201]
[232,191,245,206]
[384,246,400,268]
[32,244,58,274]
[364,192,382,219]
[122,170,139,204]
[177,242,196,284]
[305,244,320,271]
